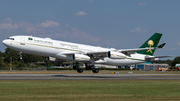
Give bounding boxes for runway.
[0,74,180,80]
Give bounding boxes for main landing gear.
[73,63,83,73]
[73,63,99,73]
[92,69,99,73]
[86,64,99,73]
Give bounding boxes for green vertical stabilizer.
[136,33,162,56]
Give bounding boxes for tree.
[16,61,27,70]
[3,48,19,63]
[171,57,180,66]
[167,59,173,66]
[153,59,173,66]
[0,51,3,66]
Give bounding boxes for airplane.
[2,33,169,73]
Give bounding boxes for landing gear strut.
[19,52,22,60]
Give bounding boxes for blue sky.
[0,0,180,60]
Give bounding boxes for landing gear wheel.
[73,66,79,70]
[92,69,99,73]
[85,66,91,70]
[77,69,83,73]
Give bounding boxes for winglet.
[157,43,166,48]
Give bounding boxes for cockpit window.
[28,38,33,40]
[7,38,14,40]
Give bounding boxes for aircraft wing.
[85,51,110,60]
[61,51,83,55]
[118,43,166,55]
[61,51,109,56]
[61,51,110,60]
[60,43,166,60]
[86,43,165,58]
[118,47,157,55]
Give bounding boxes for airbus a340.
[2,33,169,73]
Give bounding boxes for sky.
[0,0,180,60]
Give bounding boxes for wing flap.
[86,51,110,60]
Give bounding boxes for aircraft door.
[55,42,60,49]
[20,37,25,45]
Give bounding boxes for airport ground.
[0,70,180,101]
[0,70,180,74]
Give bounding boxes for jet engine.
[73,54,90,62]
[55,53,73,61]
[46,57,58,62]
[108,51,126,59]
[55,53,90,62]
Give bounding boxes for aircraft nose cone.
[2,40,8,46]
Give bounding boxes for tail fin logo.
[146,40,154,53]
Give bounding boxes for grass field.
[0,80,180,101]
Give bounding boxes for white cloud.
[18,22,37,32]
[0,18,18,29]
[0,18,100,44]
[62,24,100,42]
[0,23,19,29]
[75,11,87,16]
[37,20,60,28]
[130,27,147,33]
[87,0,93,3]
[4,18,13,23]
[138,3,146,6]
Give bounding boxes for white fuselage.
[2,35,147,66]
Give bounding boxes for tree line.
[0,48,180,70]
[0,48,60,69]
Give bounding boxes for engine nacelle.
[73,54,90,62]
[108,51,126,59]
[55,53,90,62]
[55,53,73,61]
[47,57,58,62]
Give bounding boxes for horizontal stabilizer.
[157,43,166,48]
[145,56,173,61]
[146,56,173,59]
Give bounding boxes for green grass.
[0,80,180,101]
